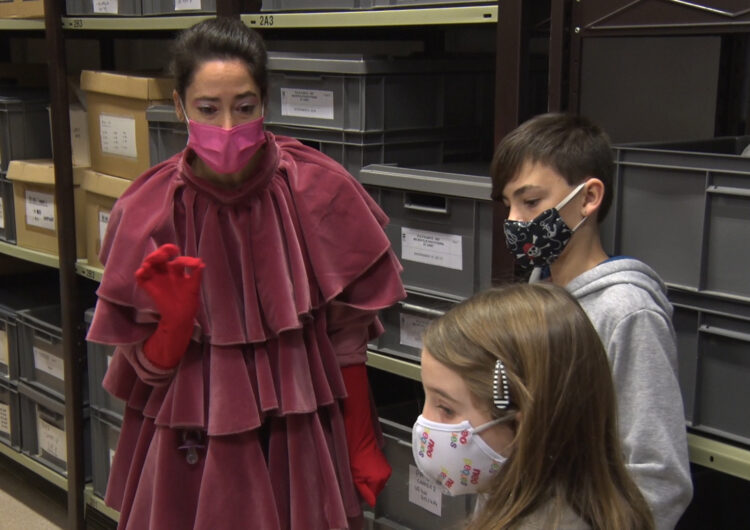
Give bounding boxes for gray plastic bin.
[90,407,121,499]
[0,89,52,173]
[66,0,141,15]
[19,381,90,478]
[268,125,451,178]
[262,0,375,10]
[603,136,750,302]
[142,0,216,14]
[147,105,187,168]
[0,379,21,450]
[373,290,456,362]
[265,52,493,137]
[668,288,750,445]
[85,308,125,419]
[360,163,492,300]
[0,173,16,244]
[375,403,475,529]
[0,278,61,384]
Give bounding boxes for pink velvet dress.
[86,133,405,529]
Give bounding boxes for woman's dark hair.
[170,18,268,101]
[490,112,614,222]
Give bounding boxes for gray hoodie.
[566,257,693,530]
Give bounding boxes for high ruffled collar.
[178,132,279,205]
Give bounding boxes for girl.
[413,283,653,529]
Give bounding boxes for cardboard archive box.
[0,0,44,18]
[81,71,173,180]
[6,160,86,258]
[81,169,131,269]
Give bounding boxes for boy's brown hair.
[490,112,614,222]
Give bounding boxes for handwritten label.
[281,88,334,120]
[0,329,8,369]
[26,190,55,232]
[99,209,110,249]
[408,465,442,516]
[401,227,463,270]
[37,415,66,463]
[0,402,10,436]
[33,346,64,382]
[100,114,137,159]
[175,0,201,10]
[93,0,118,14]
[400,312,430,350]
[0,197,4,230]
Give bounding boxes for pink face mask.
[181,100,266,175]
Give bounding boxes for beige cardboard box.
[81,169,131,269]
[6,160,86,258]
[47,103,91,168]
[81,70,172,180]
[0,0,44,18]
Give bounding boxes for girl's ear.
[581,178,605,218]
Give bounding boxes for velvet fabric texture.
[87,133,405,530]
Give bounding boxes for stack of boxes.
[0,0,44,18]
[602,137,750,446]
[359,162,493,528]
[260,0,491,10]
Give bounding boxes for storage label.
[0,329,8,368]
[0,197,5,230]
[0,402,10,436]
[400,312,430,350]
[100,114,137,158]
[408,465,442,516]
[37,416,67,463]
[93,0,118,14]
[281,88,334,120]
[34,346,64,382]
[99,209,111,249]
[25,190,55,232]
[401,227,463,270]
[175,0,201,10]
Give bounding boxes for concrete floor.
[0,454,66,529]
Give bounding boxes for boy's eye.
[523,198,540,208]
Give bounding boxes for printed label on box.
[175,0,201,10]
[0,329,8,369]
[37,416,66,463]
[94,0,119,14]
[25,190,55,232]
[0,402,10,436]
[33,346,64,382]
[400,312,430,350]
[100,114,138,159]
[408,465,442,516]
[401,227,463,270]
[0,197,5,230]
[99,209,110,249]
[281,88,334,120]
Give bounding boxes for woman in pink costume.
[87,18,405,529]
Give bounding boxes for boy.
[491,113,692,530]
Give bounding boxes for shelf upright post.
[43,0,87,528]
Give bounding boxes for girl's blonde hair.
[422,283,653,530]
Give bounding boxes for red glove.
[135,244,204,370]
[341,363,391,507]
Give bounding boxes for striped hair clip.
[493,359,511,410]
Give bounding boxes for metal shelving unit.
[0,242,60,269]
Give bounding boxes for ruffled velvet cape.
[87,133,405,530]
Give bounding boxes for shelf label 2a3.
[258,15,274,27]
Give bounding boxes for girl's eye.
[437,405,455,418]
